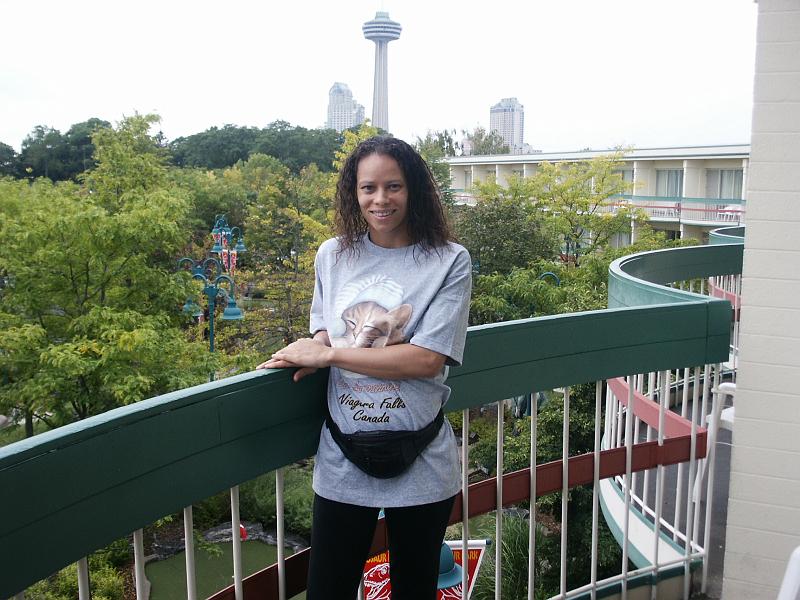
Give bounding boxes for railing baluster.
[560,386,571,598]
[133,528,146,600]
[462,408,470,594]
[642,372,656,506]
[685,366,702,600]
[496,399,504,600]
[701,364,723,595]
[528,391,538,600]
[77,557,90,600]
[591,381,602,600]
[184,506,197,600]
[652,369,669,600]
[692,364,712,545]
[622,376,635,600]
[277,468,286,600]
[673,367,691,540]
[615,385,624,448]
[231,486,243,600]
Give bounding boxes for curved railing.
[709,225,745,245]
[0,239,743,600]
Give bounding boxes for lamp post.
[178,257,244,378]
[211,214,247,275]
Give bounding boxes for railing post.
[702,366,725,595]
[673,367,691,541]
[528,391,538,600]
[591,381,602,600]
[622,376,635,600]
[496,400,504,600]
[685,367,703,599]
[231,486,244,600]
[77,557,90,600]
[462,408,470,594]
[560,386,571,598]
[276,468,287,600]
[184,506,197,600]
[133,528,147,600]
[652,369,669,600]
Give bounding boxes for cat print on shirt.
[336,301,412,348]
[329,275,413,378]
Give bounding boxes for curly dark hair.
[334,136,451,255]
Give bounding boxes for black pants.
[306,493,456,600]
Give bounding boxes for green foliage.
[170,124,260,170]
[453,184,559,277]
[0,115,216,432]
[332,121,381,172]
[471,516,554,600]
[0,143,18,177]
[253,120,342,173]
[415,130,458,206]
[238,464,315,538]
[27,556,124,600]
[514,152,637,265]
[15,119,111,182]
[463,126,509,155]
[169,121,342,173]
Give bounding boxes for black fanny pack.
[325,409,445,479]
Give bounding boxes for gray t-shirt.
[309,234,472,507]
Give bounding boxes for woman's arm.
[257,336,446,381]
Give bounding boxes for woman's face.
[356,153,410,248]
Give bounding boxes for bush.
[471,515,555,600]
[26,557,124,600]
[239,462,315,538]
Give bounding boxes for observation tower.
[362,11,401,131]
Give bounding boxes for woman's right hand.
[256,331,330,382]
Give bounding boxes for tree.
[332,121,381,171]
[454,176,559,276]
[18,126,67,180]
[14,119,110,181]
[415,130,457,206]
[520,152,639,265]
[170,124,261,170]
[463,126,509,155]
[254,121,342,173]
[62,118,111,176]
[0,142,18,177]
[0,115,215,436]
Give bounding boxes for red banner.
[362,540,488,600]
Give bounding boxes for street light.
[178,257,244,378]
[211,214,247,274]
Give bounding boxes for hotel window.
[706,169,743,200]
[656,169,684,198]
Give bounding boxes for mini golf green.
[146,541,305,599]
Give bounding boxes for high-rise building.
[490,97,525,153]
[363,11,401,131]
[326,83,365,132]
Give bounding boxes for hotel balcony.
[2,2,799,598]
[0,228,750,600]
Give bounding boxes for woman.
[258,136,471,599]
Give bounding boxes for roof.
[445,144,751,165]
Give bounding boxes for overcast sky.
[1,0,758,153]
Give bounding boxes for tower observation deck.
[362,11,401,131]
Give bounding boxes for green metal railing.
[0,240,744,599]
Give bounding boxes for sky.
[0,0,758,153]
